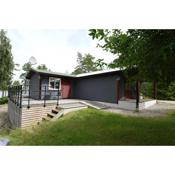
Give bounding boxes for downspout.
[39,74,41,100]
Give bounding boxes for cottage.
[26,68,132,104]
[8,68,157,128]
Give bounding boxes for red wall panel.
[61,78,72,98]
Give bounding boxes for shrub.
[141,82,153,98]
[166,81,175,100]
[141,81,175,100]
[0,97,8,105]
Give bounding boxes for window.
[49,77,61,90]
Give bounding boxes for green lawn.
[3,108,175,145]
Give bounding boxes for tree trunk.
[153,81,157,99]
[136,81,140,110]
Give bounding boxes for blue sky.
[7,29,115,81]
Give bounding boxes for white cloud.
[7,29,115,81]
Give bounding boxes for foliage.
[37,64,49,71]
[12,80,21,86]
[141,81,175,100]
[166,81,175,100]
[157,81,175,100]
[0,97,8,104]
[89,29,175,84]
[141,82,153,98]
[20,62,33,81]
[72,52,107,75]
[95,58,107,70]
[5,108,175,145]
[0,30,14,90]
[20,62,50,81]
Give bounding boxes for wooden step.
[52,110,64,120]
[47,112,57,118]
[42,116,52,121]
[56,106,62,110]
[52,108,60,114]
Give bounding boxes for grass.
[2,108,175,145]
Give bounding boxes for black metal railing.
[8,85,61,109]
[8,85,23,108]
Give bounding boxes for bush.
[0,97,8,105]
[125,81,173,100]
[166,81,175,100]
[141,81,175,100]
[141,82,153,98]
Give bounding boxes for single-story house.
[8,68,157,128]
[26,68,136,104]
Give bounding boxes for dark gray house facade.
[26,68,136,104]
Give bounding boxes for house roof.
[76,68,123,77]
[26,68,123,79]
[26,68,75,78]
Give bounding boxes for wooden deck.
[8,99,89,128]
[22,98,82,107]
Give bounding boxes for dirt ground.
[104,102,175,117]
[0,105,8,131]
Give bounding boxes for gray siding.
[72,73,125,103]
[40,77,59,100]
[29,71,126,103]
[30,73,40,99]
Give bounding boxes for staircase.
[42,106,64,122]
[42,102,87,122]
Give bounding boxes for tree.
[12,80,21,86]
[37,64,49,71]
[72,52,107,75]
[95,58,107,70]
[20,62,50,83]
[20,62,32,82]
[0,29,14,90]
[89,29,175,84]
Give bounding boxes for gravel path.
[104,102,175,117]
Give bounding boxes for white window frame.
[49,77,61,90]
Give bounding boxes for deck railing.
[8,85,61,109]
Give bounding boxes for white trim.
[76,68,123,77]
[48,77,61,90]
[118,100,157,110]
[30,67,124,78]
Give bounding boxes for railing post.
[57,90,59,106]
[14,86,15,103]
[15,86,17,104]
[10,87,12,102]
[43,86,46,107]
[136,81,140,111]
[20,85,22,108]
[12,86,15,103]
[27,85,30,109]
[17,86,19,106]
[13,86,15,103]
[11,87,13,102]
